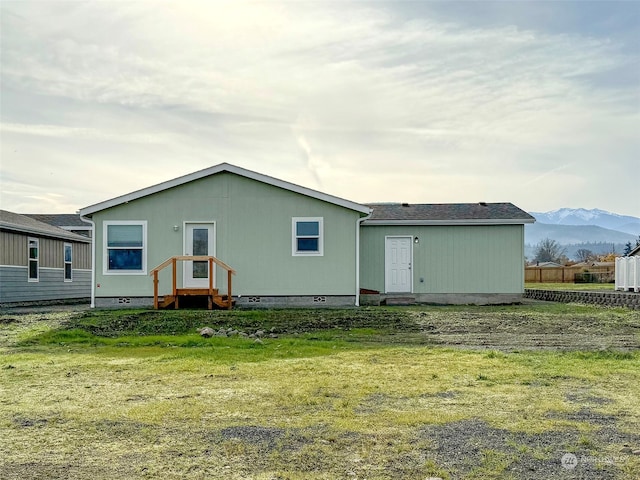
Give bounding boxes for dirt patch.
[418,418,638,479]
[23,304,640,352]
[410,309,640,351]
[219,425,286,449]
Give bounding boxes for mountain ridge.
[525,207,639,259]
[530,207,640,235]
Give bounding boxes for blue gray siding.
[0,266,91,303]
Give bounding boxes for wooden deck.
[150,256,236,310]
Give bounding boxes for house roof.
[0,210,91,242]
[629,244,640,256]
[24,213,92,229]
[80,163,372,216]
[363,202,535,225]
[532,261,563,268]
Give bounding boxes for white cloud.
[0,1,638,216]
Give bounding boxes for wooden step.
[157,291,233,310]
[176,288,218,296]
[159,295,176,309]
[212,295,236,309]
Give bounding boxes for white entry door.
[385,236,412,293]
[184,223,215,288]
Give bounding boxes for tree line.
[532,236,640,264]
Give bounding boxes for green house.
[80,164,370,308]
[360,203,535,305]
[79,164,534,308]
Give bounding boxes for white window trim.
[103,221,148,275]
[292,217,324,256]
[28,237,39,282]
[64,243,73,282]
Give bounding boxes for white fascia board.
[80,163,371,216]
[0,223,91,243]
[362,218,536,226]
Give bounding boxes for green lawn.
[1,306,639,479]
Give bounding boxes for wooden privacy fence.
[525,264,615,283]
[616,256,640,292]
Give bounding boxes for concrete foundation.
[94,295,357,309]
[360,293,524,306]
[235,295,356,308]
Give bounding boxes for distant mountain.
[525,208,640,260]
[525,222,637,246]
[530,208,640,235]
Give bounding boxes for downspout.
[355,209,373,306]
[80,214,96,308]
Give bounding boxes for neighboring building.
[531,261,563,268]
[360,203,535,304]
[629,244,640,257]
[24,213,93,238]
[79,163,534,308]
[0,210,91,304]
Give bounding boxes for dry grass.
[1,306,639,479]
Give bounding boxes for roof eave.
[80,163,370,216]
[362,218,536,226]
[0,223,91,242]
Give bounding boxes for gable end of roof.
[80,163,371,216]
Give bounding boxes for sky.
[1,0,639,217]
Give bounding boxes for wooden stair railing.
[149,255,236,310]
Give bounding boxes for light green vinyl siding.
[360,224,525,294]
[92,173,360,297]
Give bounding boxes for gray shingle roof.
[24,213,90,228]
[365,202,535,224]
[0,210,90,242]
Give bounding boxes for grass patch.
[2,305,640,479]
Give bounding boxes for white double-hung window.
[292,217,323,256]
[28,237,39,282]
[64,243,72,281]
[104,221,147,274]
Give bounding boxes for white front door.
[184,223,215,288]
[385,236,412,293]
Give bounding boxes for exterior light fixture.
[414,237,419,244]
[173,225,179,232]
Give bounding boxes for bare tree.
[534,238,567,264]
[575,248,595,263]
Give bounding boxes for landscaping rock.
[198,327,214,338]
[255,330,265,337]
